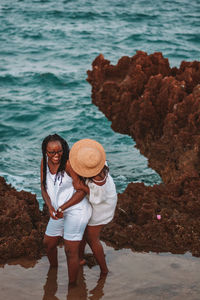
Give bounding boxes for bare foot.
[79,259,86,266]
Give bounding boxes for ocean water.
[0,0,199,208]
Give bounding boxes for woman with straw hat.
[58,138,117,276]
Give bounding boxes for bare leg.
[43,234,60,267]
[64,240,81,285]
[86,225,108,275]
[79,234,87,265]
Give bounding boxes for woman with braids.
[41,134,91,286]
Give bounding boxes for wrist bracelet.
[58,207,63,213]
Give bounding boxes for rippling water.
[0,0,199,207]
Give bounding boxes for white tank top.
[46,165,86,211]
[86,173,117,225]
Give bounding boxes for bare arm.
[40,159,58,219]
[58,160,89,212]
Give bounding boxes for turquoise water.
[0,0,199,207]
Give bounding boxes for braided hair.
[41,134,69,189]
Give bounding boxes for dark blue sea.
[0,0,199,208]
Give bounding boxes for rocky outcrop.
[87,51,200,256]
[102,180,200,257]
[0,177,48,264]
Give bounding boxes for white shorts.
[45,201,92,241]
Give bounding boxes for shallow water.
[1,243,200,300]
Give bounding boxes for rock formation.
[0,177,48,264]
[87,51,200,256]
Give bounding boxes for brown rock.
[0,177,48,264]
[88,52,200,256]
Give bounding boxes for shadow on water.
[42,267,59,300]
[42,265,107,300]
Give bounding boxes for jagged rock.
[88,51,200,256]
[0,177,48,264]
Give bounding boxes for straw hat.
[69,139,106,177]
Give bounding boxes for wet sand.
[0,242,200,300]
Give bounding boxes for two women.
[41,135,117,284]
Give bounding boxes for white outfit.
[45,166,92,240]
[87,173,117,226]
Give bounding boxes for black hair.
[90,165,109,179]
[41,133,69,189]
[80,164,109,183]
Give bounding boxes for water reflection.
[43,267,59,300]
[67,267,87,300]
[42,266,107,300]
[88,275,107,300]
[67,268,107,300]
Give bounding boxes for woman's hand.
[48,205,58,220]
[56,210,64,219]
